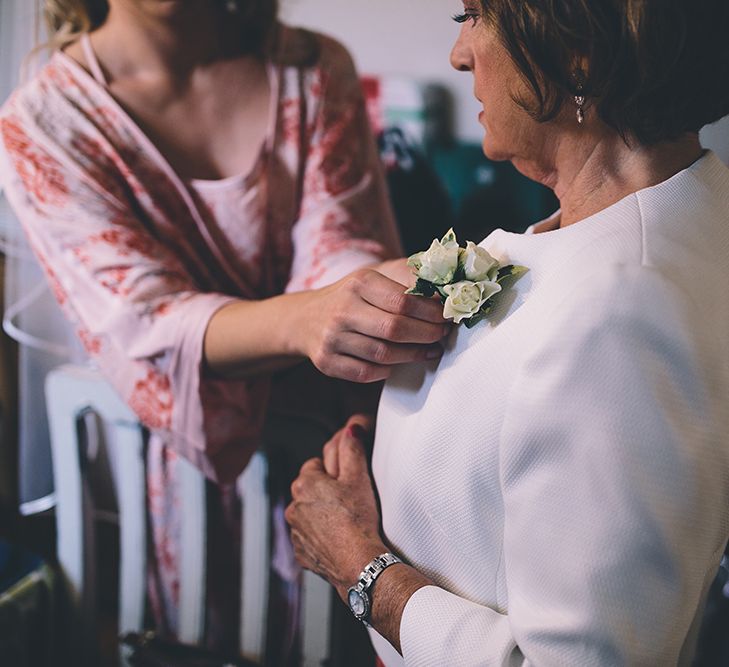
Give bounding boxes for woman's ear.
[570,55,590,95]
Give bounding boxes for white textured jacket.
[372,152,729,666]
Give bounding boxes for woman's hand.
[285,416,387,598]
[204,266,449,382]
[320,413,375,478]
[293,268,450,383]
[375,257,417,289]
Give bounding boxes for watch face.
[348,588,368,618]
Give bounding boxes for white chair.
[45,363,333,667]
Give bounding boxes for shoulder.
[523,263,698,376]
[0,54,134,207]
[0,60,64,188]
[271,25,365,131]
[501,262,718,466]
[1,54,78,120]
[0,54,91,154]
[274,24,355,69]
[569,262,686,317]
[637,153,729,283]
[273,25,359,89]
[308,29,358,75]
[588,262,690,325]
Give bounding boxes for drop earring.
[574,71,586,125]
[575,85,585,124]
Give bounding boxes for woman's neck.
[550,132,704,228]
[96,0,245,80]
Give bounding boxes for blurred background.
[283,0,561,253]
[281,0,729,252]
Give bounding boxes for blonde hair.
[41,0,279,55]
[43,0,108,52]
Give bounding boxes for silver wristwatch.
[347,552,402,624]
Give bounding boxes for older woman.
[285,0,729,664]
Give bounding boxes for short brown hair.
[482,0,729,145]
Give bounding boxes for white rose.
[407,237,459,285]
[442,280,502,324]
[459,242,500,282]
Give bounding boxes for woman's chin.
[481,135,509,163]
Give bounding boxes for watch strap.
[354,552,402,593]
[348,552,402,624]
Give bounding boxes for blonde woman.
[0,0,445,656]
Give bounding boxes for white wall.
[281,0,729,161]
[701,116,729,165]
[0,0,35,104]
[1,0,39,238]
[280,0,484,142]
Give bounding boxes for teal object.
[428,142,493,212]
[426,142,558,239]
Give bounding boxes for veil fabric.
[0,0,84,514]
[1,194,84,514]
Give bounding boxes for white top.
[371,152,729,666]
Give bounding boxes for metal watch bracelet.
[347,552,402,624]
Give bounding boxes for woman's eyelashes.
[452,11,480,25]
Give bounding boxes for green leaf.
[463,304,492,329]
[405,278,437,298]
[496,264,514,281]
[496,264,529,283]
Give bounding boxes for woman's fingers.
[344,413,375,434]
[286,426,384,585]
[323,437,340,478]
[338,427,370,481]
[331,332,444,366]
[354,270,446,324]
[311,338,440,382]
[300,457,324,474]
[313,301,446,377]
[305,268,452,382]
[315,353,392,384]
[290,457,325,498]
[346,304,448,346]
[324,415,375,477]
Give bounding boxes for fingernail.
[426,346,443,360]
[348,424,366,440]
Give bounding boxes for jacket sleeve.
[398,265,729,665]
[0,103,264,484]
[285,37,402,293]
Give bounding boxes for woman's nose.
[450,27,473,72]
